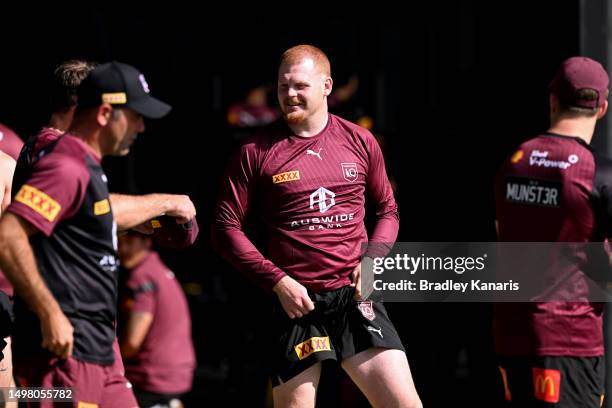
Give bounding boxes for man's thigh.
[341,347,421,408]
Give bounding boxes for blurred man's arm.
[120,311,153,359]
[110,193,196,231]
[0,151,16,213]
[0,213,73,358]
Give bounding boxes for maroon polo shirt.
[120,252,195,394]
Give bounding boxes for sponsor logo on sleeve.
[93,199,111,215]
[505,177,561,208]
[14,184,61,222]
[294,336,331,360]
[532,367,560,403]
[510,150,524,164]
[273,170,300,184]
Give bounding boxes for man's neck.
[288,109,329,137]
[121,250,151,270]
[68,122,103,158]
[548,117,597,145]
[48,112,72,133]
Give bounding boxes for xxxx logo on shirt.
[273,170,300,184]
[294,336,331,360]
[94,199,111,215]
[15,184,61,222]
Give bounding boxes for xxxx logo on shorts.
[15,184,61,222]
[357,301,376,321]
[294,336,331,360]
[273,170,300,184]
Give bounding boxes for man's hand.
[350,262,362,300]
[40,309,74,359]
[164,195,196,224]
[131,221,155,235]
[272,276,315,319]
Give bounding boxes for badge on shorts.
[357,301,376,321]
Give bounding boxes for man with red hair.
[214,44,422,407]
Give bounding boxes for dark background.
[0,3,596,406]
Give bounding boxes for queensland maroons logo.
[341,163,358,182]
[357,301,376,321]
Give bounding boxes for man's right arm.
[110,193,196,231]
[211,143,314,318]
[0,213,73,358]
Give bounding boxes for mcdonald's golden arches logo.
[532,367,560,403]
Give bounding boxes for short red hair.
[279,45,331,76]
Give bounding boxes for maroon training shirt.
[495,132,612,356]
[213,113,399,292]
[120,252,195,394]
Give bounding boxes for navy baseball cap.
[77,61,172,118]
[549,56,610,109]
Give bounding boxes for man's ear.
[97,103,113,127]
[323,76,333,97]
[597,100,608,120]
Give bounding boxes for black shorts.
[271,285,405,386]
[498,355,604,407]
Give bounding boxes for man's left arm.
[120,311,153,359]
[364,134,399,248]
[119,278,157,359]
[352,134,400,299]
